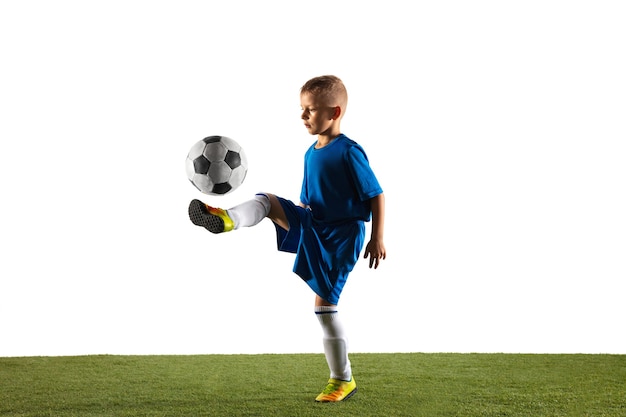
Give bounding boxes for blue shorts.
[274,197,365,305]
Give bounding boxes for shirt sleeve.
[346,145,383,201]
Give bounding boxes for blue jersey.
[300,134,382,224]
[274,134,382,304]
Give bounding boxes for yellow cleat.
[315,377,357,402]
[188,199,234,233]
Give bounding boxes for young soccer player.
[188,75,386,402]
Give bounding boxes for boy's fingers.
[365,249,385,268]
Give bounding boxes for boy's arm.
[364,193,386,269]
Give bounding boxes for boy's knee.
[254,193,271,215]
[259,193,290,230]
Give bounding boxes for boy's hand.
[364,239,386,269]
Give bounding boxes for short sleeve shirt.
[300,134,382,224]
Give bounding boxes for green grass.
[1,353,625,416]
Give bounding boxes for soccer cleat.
[188,199,234,233]
[315,377,357,402]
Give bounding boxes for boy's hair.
[301,75,348,109]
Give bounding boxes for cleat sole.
[188,199,227,234]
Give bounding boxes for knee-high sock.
[315,306,352,381]
[227,193,271,229]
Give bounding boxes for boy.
[188,75,386,402]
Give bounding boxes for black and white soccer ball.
[185,135,248,195]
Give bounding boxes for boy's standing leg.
[314,295,357,402]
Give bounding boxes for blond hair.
[300,75,348,109]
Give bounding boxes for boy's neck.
[315,132,342,149]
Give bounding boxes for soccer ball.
[185,135,248,195]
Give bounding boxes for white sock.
[227,193,271,229]
[315,306,352,381]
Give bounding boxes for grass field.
[1,353,625,416]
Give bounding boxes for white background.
[1,1,624,357]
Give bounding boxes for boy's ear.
[331,106,342,120]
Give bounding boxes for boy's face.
[300,92,340,137]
